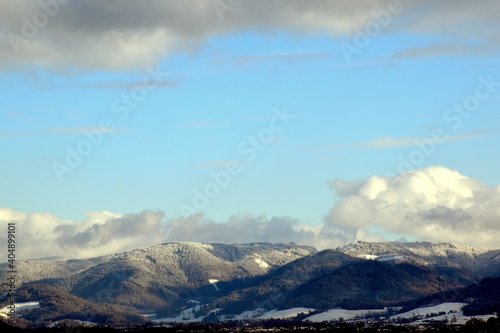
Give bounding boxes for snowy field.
[47,320,98,327]
[390,302,466,319]
[144,302,500,325]
[153,304,211,323]
[390,302,497,325]
[0,301,40,317]
[258,308,314,319]
[305,308,386,322]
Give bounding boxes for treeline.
[2,317,500,333]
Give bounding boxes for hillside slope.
[1,241,499,325]
[207,249,465,315]
[0,284,149,327]
[1,242,316,312]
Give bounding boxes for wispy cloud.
[228,52,336,67]
[6,76,184,91]
[197,160,243,168]
[390,43,499,60]
[42,127,133,135]
[182,121,231,129]
[64,78,182,90]
[310,130,496,151]
[0,126,133,138]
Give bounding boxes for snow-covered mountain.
[0,242,316,312]
[338,241,486,266]
[1,241,499,327]
[337,241,497,283]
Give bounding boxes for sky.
[1,0,500,259]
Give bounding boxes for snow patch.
[254,257,270,268]
[353,253,405,261]
[0,301,40,317]
[305,308,387,322]
[418,312,496,325]
[362,254,378,260]
[391,303,497,325]
[222,308,266,320]
[390,302,466,319]
[376,254,405,262]
[140,313,157,318]
[259,308,314,319]
[209,279,220,291]
[154,305,206,323]
[48,320,98,327]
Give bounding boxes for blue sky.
[1,0,500,257]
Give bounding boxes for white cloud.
[0,208,351,260]
[0,209,165,260]
[163,213,352,249]
[1,166,498,260]
[325,166,500,249]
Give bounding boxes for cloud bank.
[326,166,500,249]
[0,208,351,260]
[0,209,166,260]
[1,0,499,71]
[1,166,499,259]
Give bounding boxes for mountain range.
[1,241,499,327]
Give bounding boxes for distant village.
[3,317,500,333]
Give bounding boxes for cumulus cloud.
[56,210,164,250]
[0,209,165,260]
[325,166,500,249]
[0,208,351,260]
[1,0,499,71]
[2,166,499,260]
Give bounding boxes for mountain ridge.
[1,240,499,327]
[1,242,317,312]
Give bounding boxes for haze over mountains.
[1,241,499,327]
